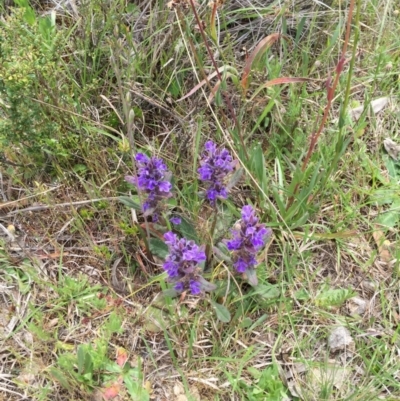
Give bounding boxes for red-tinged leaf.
[248,77,314,102]
[177,65,237,102]
[116,348,128,367]
[241,33,282,92]
[208,80,221,103]
[102,383,121,399]
[207,72,238,103]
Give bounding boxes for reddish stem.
[300,1,355,172]
[287,0,356,208]
[187,0,248,160]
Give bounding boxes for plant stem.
[205,206,219,266]
[187,0,248,160]
[301,0,355,171]
[286,0,356,208]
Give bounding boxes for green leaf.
[214,203,235,240]
[149,238,169,259]
[118,196,141,211]
[294,288,310,301]
[176,216,199,241]
[249,143,268,195]
[124,374,149,401]
[247,366,262,379]
[211,301,231,323]
[253,284,280,299]
[384,155,400,181]
[162,288,179,298]
[103,311,124,335]
[226,167,244,192]
[142,306,170,333]
[369,188,397,205]
[49,367,71,390]
[14,0,36,25]
[375,210,400,228]
[213,244,232,262]
[197,276,217,292]
[38,15,55,43]
[245,268,258,286]
[248,314,268,331]
[23,7,36,25]
[13,0,30,6]
[315,288,355,308]
[239,317,253,328]
[77,346,85,374]
[104,362,122,374]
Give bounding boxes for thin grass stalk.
[187,0,248,160]
[287,0,357,208]
[319,0,361,190]
[110,42,153,261]
[301,0,356,171]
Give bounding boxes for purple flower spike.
[170,216,181,225]
[189,280,202,295]
[225,205,271,286]
[163,232,214,295]
[125,153,172,221]
[198,141,236,205]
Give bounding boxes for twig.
[0,186,61,210]
[4,197,119,217]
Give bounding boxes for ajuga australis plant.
[225,205,271,286]
[125,153,172,222]
[198,140,236,205]
[163,232,216,295]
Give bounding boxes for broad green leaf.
[384,155,400,181]
[214,204,235,240]
[77,346,85,374]
[176,216,198,241]
[376,210,400,228]
[213,244,232,262]
[104,362,122,374]
[248,314,268,331]
[118,196,141,211]
[162,288,179,298]
[245,268,258,287]
[211,301,231,323]
[369,189,397,205]
[247,366,262,379]
[124,375,149,401]
[315,288,355,308]
[294,288,310,301]
[149,238,169,259]
[23,7,36,25]
[226,167,244,192]
[49,367,71,390]
[103,311,123,334]
[253,284,280,299]
[239,317,253,328]
[249,144,268,194]
[142,306,170,333]
[198,276,217,292]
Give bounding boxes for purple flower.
[225,205,271,285]
[170,216,181,225]
[198,141,236,205]
[163,232,214,295]
[125,153,172,221]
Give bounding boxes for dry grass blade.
[241,33,282,93]
[177,66,235,102]
[248,77,316,101]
